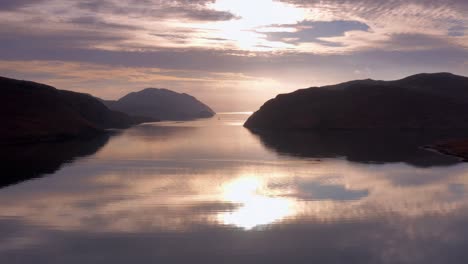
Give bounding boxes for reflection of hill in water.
[0,134,111,187]
[250,130,462,167]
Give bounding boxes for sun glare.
[218,176,295,230]
[204,0,306,50]
[213,0,305,27]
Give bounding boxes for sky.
[0,0,467,111]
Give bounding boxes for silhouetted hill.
[391,72,468,101]
[245,73,468,130]
[0,77,155,143]
[431,138,468,161]
[104,88,215,121]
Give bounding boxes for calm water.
[2,113,468,263]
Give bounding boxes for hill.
[0,76,156,143]
[104,88,215,121]
[245,73,468,130]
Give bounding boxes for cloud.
[279,0,468,14]
[1,0,465,53]
[275,0,468,51]
[0,0,240,52]
[279,0,468,34]
[449,24,467,37]
[0,29,466,78]
[157,5,239,21]
[67,16,140,31]
[150,33,189,44]
[75,0,239,22]
[263,20,370,46]
[0,0,46,10]
[381,33,463,51]
[0,27,129,51]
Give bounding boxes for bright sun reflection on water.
[218,177,295,230]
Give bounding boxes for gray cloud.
[278,0,468,34]
[0,27,466,77]
[150,33,189,44]
[381,33,462,50]
[264,20,370,46]
[279,0,468,11]
[449,25,467,37]
[159,6,238,21]
[68,16,141,30]
[0,0,46,11]
[0,28,128,51]
[75,0,239,22]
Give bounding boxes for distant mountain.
[104,88,215,121]
[245,73,468,130]
[0,76,156,144]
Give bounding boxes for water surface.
[2,113,468,263]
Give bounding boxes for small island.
[103,88,215,121]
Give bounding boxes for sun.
[197,0,306,50]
